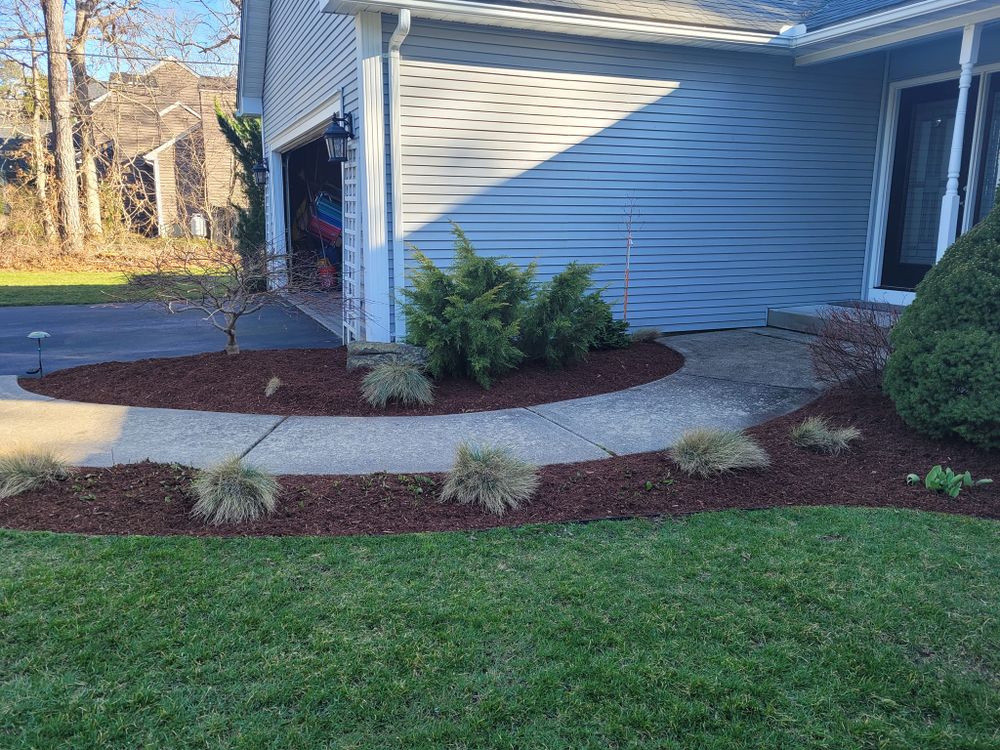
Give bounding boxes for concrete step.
[767,302,899,335]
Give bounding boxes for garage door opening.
[283,136,343,292]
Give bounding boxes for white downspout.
[388,8,411,341]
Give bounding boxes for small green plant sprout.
[264,375,283,397]
[790,417,861,455]
[906,466,993,499]
[362,361,434,407]
[630,328,662,343]
[441,442,539,515]
[0,448,71,499]
[191,456,280,525]
[671,428,770,478]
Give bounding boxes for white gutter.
[324,0,790,50]
[324,0,995,62]
[388,8,411,342]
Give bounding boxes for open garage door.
[283,136,343,291]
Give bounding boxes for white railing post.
[936,23,981,259]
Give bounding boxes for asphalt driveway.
[0,302,341,375]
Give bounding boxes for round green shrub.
[883,203,1000,448]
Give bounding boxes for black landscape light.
[26,331,50,378]
[324,112,355,163]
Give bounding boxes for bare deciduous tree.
[40,0,83,252]
[125,243,313,355]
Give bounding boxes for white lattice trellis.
[340,142,362,342]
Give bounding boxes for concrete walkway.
[0,328,819,475]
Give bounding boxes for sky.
[0,0,240,82]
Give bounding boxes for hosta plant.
[906,465,992,499]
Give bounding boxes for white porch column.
[355,11,391,342]
[936,23,981,258]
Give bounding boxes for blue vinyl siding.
[261,0,357,139]
[394,20,885,331]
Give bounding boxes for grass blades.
[1,508,997,748]
[191,456,279,525]
[440,442,538,515]
[790,417,862,455]
[671,428,770,478]
[361,362,434,408]
[0,449,70,499]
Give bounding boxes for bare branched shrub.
[0,449,71,499]
[671,429,770,478]
[809,302,900,390]
[361,362,434,408]
[191,456,279,525]
[441,443,539,515]
[123,243,315,354]
[790,417,861,455]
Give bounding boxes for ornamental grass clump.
[191,456,279,525]
[264,375,283,397]
[630,328,662,343]
[671,429,770,478]
[790,417,861,455]
[361,361,434,407]
[440,442,539,515]
[0,449,70,499]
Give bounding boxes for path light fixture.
[324,112,355,163]
[26,331,50,378]
[252,160,269,188]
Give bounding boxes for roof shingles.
[473,0,926,32]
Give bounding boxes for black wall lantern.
[324,112,355,163]
[252,160,269,188]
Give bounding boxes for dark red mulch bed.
[18,343,683,416]
[1,387,996,538]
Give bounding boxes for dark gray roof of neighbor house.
[476,0,923,31]
[198,75,237,90]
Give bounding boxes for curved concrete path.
[0,328,819,475]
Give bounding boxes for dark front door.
[881,78,979,290]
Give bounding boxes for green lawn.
[0,271,148,306]
[0,270,225,306]
[1,507,997,748]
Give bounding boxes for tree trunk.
[40,0,84,253]
[68,12,102,239]
[225,330,240,355]
[29,49,57,243]
[224,314,240,354]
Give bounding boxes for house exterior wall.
[261,0,358,141]
[389,19,887,332]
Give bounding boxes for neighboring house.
[90,60,239,238]
[237,0,1000,343]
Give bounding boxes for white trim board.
[320,0,1000,64]
[863,61,1000,301]
[324,0,793,51]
